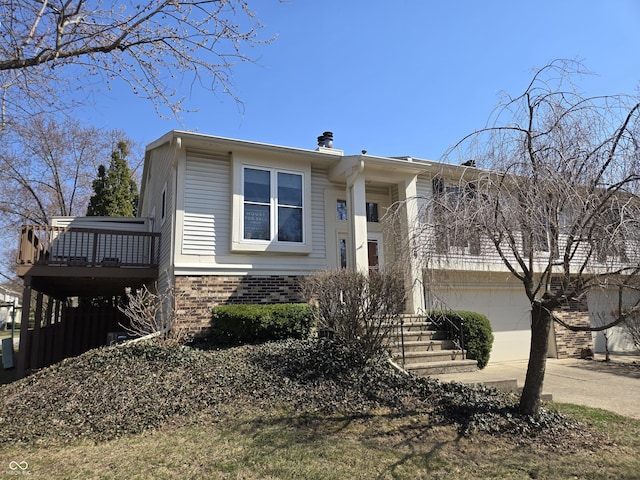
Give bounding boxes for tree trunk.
[519,302,553,416]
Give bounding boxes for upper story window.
[335,199,379,223]
[366,202,379,223]
[432,176,480,254]
[243,167,303,243]
[337,199,347,220]
[592,209,628,263]
[519,194,559,258]
[232,155,311,254]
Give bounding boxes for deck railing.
[17,225,160,268]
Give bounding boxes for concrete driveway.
[433,353,640,419]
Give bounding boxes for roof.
[139,130,481,210]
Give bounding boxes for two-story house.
[136,130,550,362]
[20,130,631,377]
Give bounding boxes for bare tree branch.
[0,0,276,122]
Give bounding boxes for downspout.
[168,135,182,304]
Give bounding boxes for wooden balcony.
[17,225,160,298]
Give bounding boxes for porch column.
[347,161,369,273]
[398,175,426,314]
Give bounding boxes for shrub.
[210,303,316,344]
[118,283,188,346]
[427,310,494,369]
[301,266,406,359]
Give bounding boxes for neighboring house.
[0,285,21,331]
[15,130,635,376]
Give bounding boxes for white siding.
[416,174,431,205]
[51,217,149,232]
[182,153,231,255]
[310,166,331,259]
[146,144,175,274]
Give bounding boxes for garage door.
[431,284,532,362]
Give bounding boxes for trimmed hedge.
[427,310,494,369]
[210,303,316,344]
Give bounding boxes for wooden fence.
[19,296,129,373]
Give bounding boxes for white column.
[347,162,369,273]
[398,175,425,313]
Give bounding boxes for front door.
[328,191,388,270]
[367,237,381,270]
[337,234,383,270]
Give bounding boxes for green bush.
[427,310,494,369]
[210,303,316,344]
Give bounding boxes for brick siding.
[173,275,304,334]
[553,311,593,358]
[551,281,593,358]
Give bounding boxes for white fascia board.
[329,154,431,183]
[168,130,343,164]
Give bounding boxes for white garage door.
[431,284,532,362]
[587,288,638,353]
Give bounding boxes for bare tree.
[0,0,274,124]
[0,117,133,225]
[302,267,406,360]
[0,1,273,277]
[395,60,640,416]
[0,117,135,277]
[623,311,640,349]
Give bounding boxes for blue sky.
[79,0,640,162]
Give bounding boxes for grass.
[1,406,638,479]
[0,339,638,479]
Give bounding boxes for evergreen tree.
[87,141,139,216]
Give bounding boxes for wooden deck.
[17,225,160,297]
[15,224,161,377]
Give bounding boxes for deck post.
[44,296,54,368]
[16,277,33,378]
[55,298,66,363]
[30,291,44,369]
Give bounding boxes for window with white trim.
[242,167,304,243]
[336,199,379,222]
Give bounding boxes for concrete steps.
[387,315,478,376]
[405,359,480,376]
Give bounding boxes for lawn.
[0,339,638,479]
[1,405,638,479]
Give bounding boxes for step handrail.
[423,309,466,360]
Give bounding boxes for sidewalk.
[432,353,640,419]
